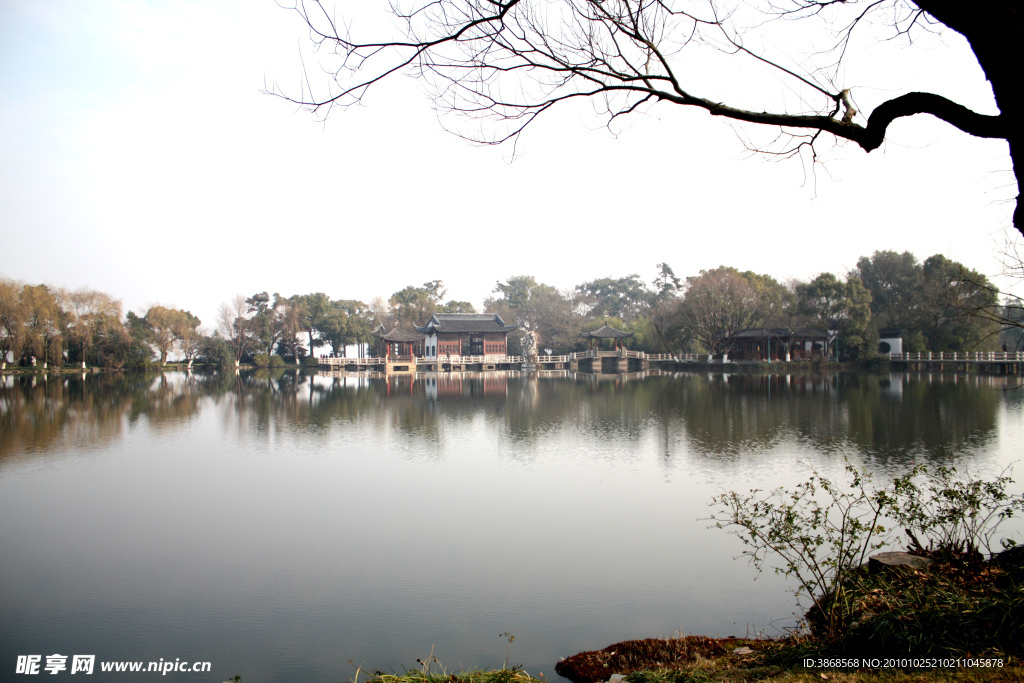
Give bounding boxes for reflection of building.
[726,328,834,361]
[422,372,510,401]
[374,326,425,373]
[416,314,517,358]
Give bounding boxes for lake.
[1,369,1022,682]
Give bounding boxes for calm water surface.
[1,370,1022,682]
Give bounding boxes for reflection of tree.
[676,372,1000,467]
[224,370,384,436]
[672,374,794,458]
[501,373,661,446]
[0,372,205,463]
[1,370,1004,471]
[842,373,999,465]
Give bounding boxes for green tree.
[292,292,331,358]
[318,298,375,357]
[998,297,1024,351]
[841,277,876,361]
[174,311,204,366]
[919,255,1000,351]
[796,273,846,358]
[197,334,235,368]
[276,296,307,361]
[797,273,875,360]
[486,275,583,353]
[119,310,155,368]
[576,274,652,322]
[648,263,685,353]
[389,281,447,327]
[438,300,477,314]
[853,250,923,331]
[145,306,185,365]
[653,263,682,302]
[246,292,285,358]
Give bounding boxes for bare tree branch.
[268,0,1023,232]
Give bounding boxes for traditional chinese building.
[415,313,518,358]
[374,326,426,359]
[725,328,834,361]
[581,324,633,350]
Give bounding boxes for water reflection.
[1,369,1015,469]
[2,368,1021,682]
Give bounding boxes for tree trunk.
[918,0,1023,232]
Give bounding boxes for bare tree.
[218,295,253,365]
[0,277,26,365]
[62,288,124,367]
[677,266,772,359]
[272,0,1021,232]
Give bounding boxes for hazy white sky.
[0,0,1018,328]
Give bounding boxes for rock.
[868,551,932,573]
[731,647,753,656]
[989,545,1024,570]
[554,637,727,683]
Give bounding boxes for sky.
[0,0,1020,330]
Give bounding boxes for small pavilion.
[581,325,633,351]
[375,326,425,359]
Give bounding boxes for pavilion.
[374,326,425,359]
[581,324,633,351]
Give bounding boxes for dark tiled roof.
[376,327,425,343]
[581,325,633,339]
[724,328,831,340]
[793,327,831,339]
[731,328,793,339]
[416,314,517,334]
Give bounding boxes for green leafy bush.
[709,463,891,638]
[891,465,1023,556]
[709,462,1024,640]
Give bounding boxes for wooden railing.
[318,351,1024,369]
[889,351,1024,362]
[426,354,526,364]
[318,356,387,366]
[644,353,704,362]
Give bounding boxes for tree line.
[0,250,1018,369]
[481,254,1012,360]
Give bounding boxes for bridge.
[316,350,700,373]
[887,351,1023,374]
[318,349,1023,374]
